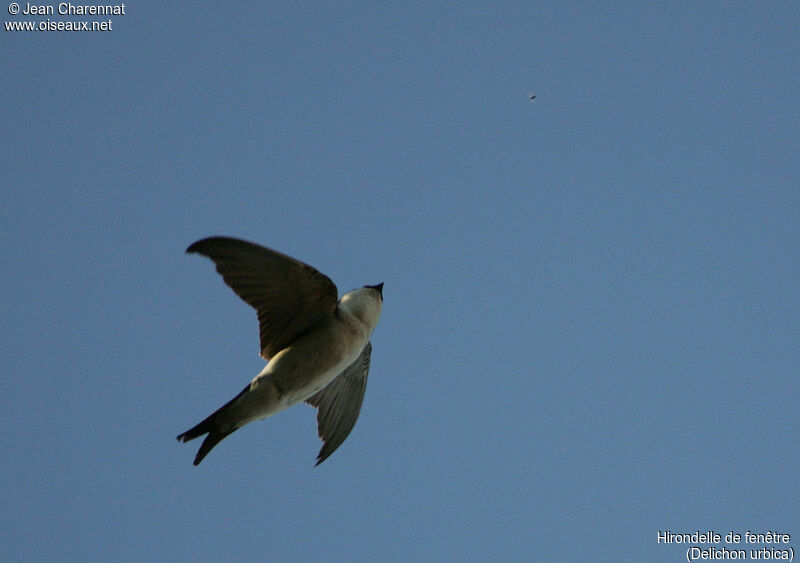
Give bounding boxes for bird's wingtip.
[186,235,234,254]
[186,238,211,254]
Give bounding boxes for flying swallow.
[177,236,383,466]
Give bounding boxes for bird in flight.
[176,236,383,466]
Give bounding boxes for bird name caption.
[6,3,125,32]
[657,530,794,561]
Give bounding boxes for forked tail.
[177,384,249,465]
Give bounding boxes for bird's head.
[339,283,383,332]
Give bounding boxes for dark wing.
[305,343,372,465]
[187,236,338,361]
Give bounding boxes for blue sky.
[2,3,798,561]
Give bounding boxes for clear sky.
[2,3,798,562]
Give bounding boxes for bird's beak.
[369,282,384,299]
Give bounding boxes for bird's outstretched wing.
[306,342,372,465]
[187,236,339,360]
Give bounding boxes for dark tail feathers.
[177,384,249,465]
